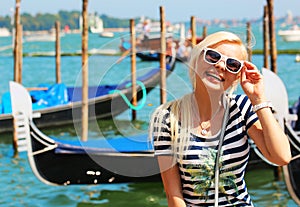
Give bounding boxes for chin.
[202,78,224,91]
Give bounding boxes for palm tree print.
[186,148,241,202]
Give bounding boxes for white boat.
[25,34,56,42]
[80,13,104,34]
[278,25,300,42]
[99,31,114,38]
[135,17,180,36]
[0,27,11,37]
[24,32,64,42]
[295,54,300,62]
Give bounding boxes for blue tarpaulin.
[1,83,69,114]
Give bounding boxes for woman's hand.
[240,61,266,104]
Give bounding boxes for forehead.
[209,43,245,60]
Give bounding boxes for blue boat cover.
[67,85,117,102]
[0,83,117,114]
[1,83,69,114]
[122,41,131,50]
[53,134,154,154]
[1,92,12,114]
[31,83,69,110]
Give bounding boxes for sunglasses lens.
[205,50,221,64]
[226,58,242,72]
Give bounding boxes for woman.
[149,31,291,206]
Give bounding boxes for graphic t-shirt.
[152,94,258,206]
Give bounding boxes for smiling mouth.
[205,71,225,82]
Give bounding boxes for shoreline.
[21,49,300,57]
[21,28,129,35]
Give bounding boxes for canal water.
[0,25,299,206]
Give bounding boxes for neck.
[193,89,223,121]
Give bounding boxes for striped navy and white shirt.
[152,94,258,206]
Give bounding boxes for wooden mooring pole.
[159,6,167,104]
[18,24,22,84]
[55,21,61,84]
[267,0,282,181]
[202,26,207,39]
[13,0,22,157]
[246,22,252,62]
[130,19,137,120]
[263,5,269,69]
[267,0,277,73]
[13,0,21,84]
[81,0,89,141]
[190,16,197,47]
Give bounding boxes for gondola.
[136,51,160,61]
[258,69,300,206]
[0,56,176,134]
[28,124,161,185]
[283,122,300,206]
[10,81,161,185]
[136,51,188,63]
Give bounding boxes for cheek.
[196,63,210,76]
[224,73,240,88]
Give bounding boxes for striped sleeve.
[150,107,173,155]
[235,94,258,131]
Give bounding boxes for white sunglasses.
[203,48,244,74]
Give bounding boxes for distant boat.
[278,25,300,42]
[99,31,114,38]
[0,27,11,37]
[136,51,160,61]
[119,33,174,52]
[25,34,56,42]
[295,54,300,62]
[118,17,181,52]
[135,17,179,34]
[80,12,104,34]
[89,17,103,34]
[24,29,64,42]
[136,51,188,63]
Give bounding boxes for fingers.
[240,62,266,102]
[241,61,262,81]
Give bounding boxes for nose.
[214,59,226,71]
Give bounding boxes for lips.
[205,71,225,82]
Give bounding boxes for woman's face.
[196,43,244,92]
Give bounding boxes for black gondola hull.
[29,123,162,185]
[283,123,300,205]
[32,149,161,185]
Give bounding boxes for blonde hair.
[149,31,248,162]
[189,31,248,90]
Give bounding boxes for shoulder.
[149,103,175,155]
[230,94,258,128]
[151,102,172,123]
[230,94,253,112]
[232,94,250,104]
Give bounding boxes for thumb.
[240,67,247,85]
